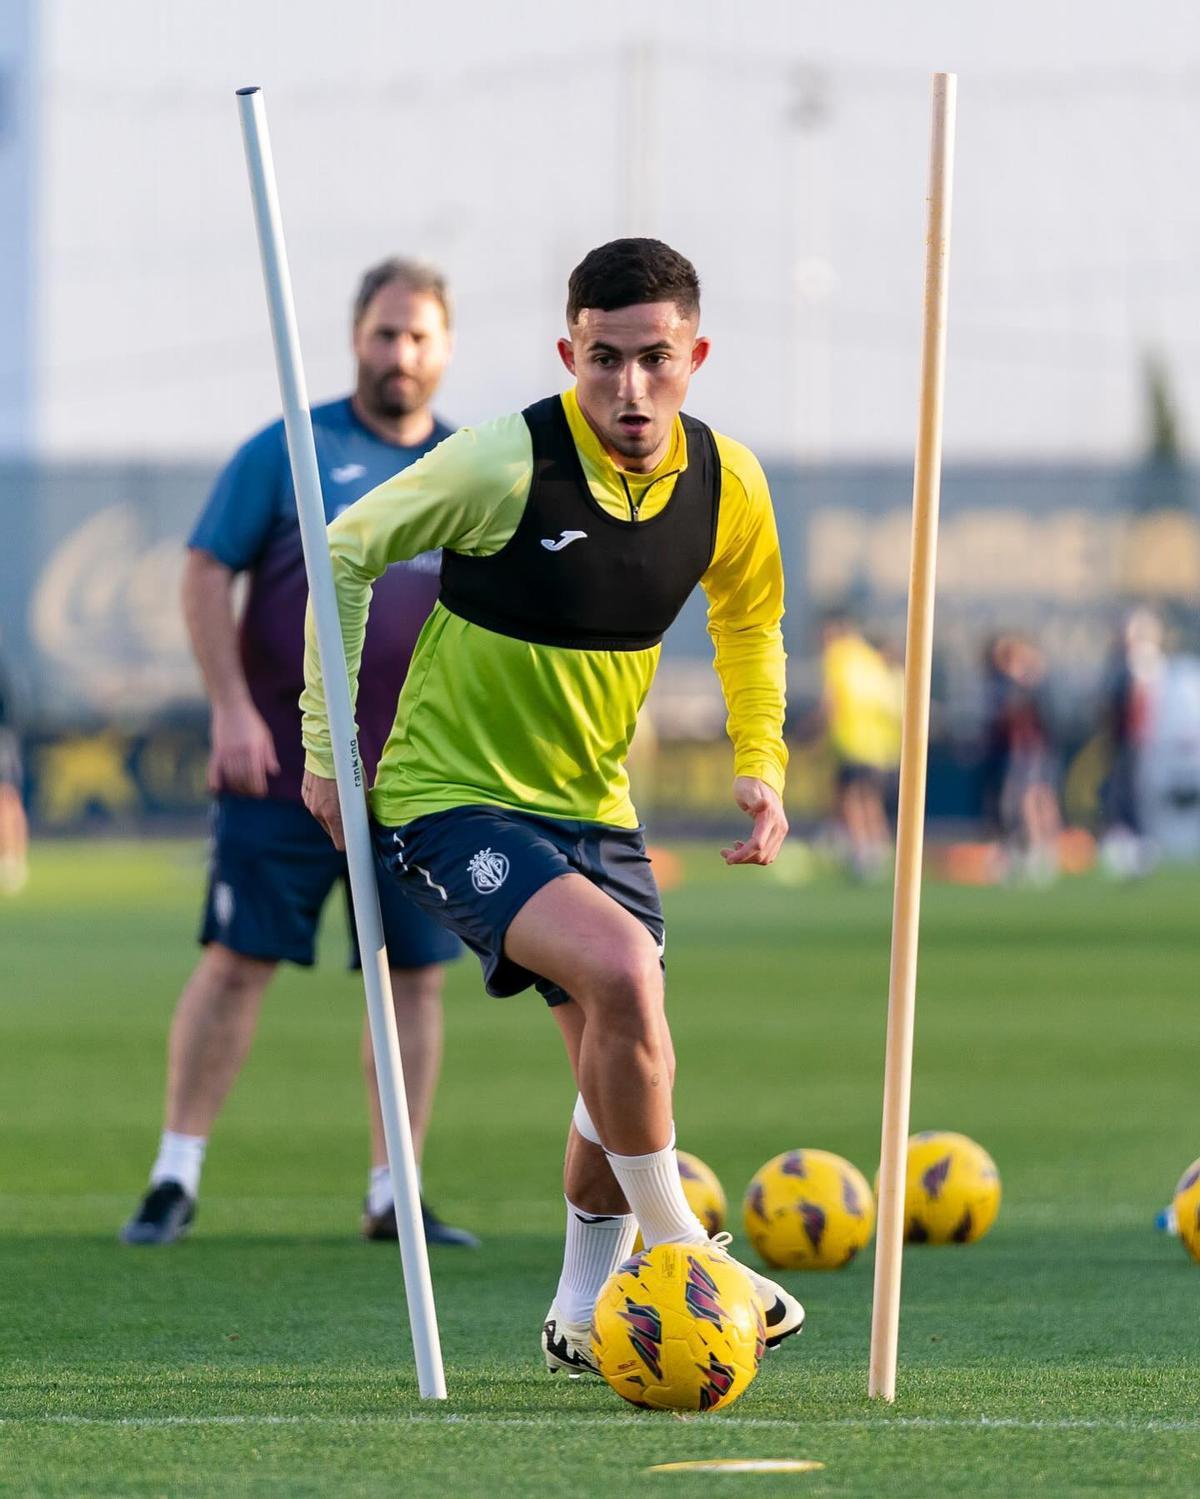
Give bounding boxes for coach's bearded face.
[558,303,710,473]
[354,283,453,420]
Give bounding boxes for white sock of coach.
[368,1163,425,1216]
[367,1164,394,1217]
[150,1131,206,1200]
[606,1130,708,1249]
[554,1197,638,1325]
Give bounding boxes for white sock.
[368,1164,393,1217]
[606,1129,707,1249]
[150,1131,206,1199]
[555,1197,638,1325]
[368,1162,421,1216]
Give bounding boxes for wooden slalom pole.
[868,71,957,1404]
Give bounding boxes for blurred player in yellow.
[0,650,28,895]
[820,610,900,879]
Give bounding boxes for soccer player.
[979,632,1061,884]
[1100,606,1164,880]
[819,610,898,880]
[121,258,477,1249]
[0,649,28,895]
[301,239,804,1372]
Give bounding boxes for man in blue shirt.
[121,258,477,1248]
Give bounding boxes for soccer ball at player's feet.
[743,1149,875,1270]
[632,1149,727,1251]
[1172,1158,1200,1263]
[677,1150,727,1235]
[897,1131,1001,1244]
[591,1242,765,1412]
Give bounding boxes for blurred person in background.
[121,258,478,1249]
[979,632,1061,883]
[1099,605,1164,879]
[0,648,28,895]
[819,610,897,879]
[877,635,905,824]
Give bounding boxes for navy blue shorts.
[836,760,886,791]
[372,806,664,1006]
[200,794,461,971]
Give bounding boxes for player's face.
[557,302,709,472]
[353,285,452,420]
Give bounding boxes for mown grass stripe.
[4,1414,1199,1432]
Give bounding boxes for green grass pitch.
[1,840,1198,1497]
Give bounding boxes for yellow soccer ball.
[677,1150,727,1236]
[743,1149,875,1270]
[901,1131,1001,1244]
[1172,1158,1200,1263]
[591,1242,764,1412]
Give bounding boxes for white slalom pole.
[868,72,956,1403]
[235,85,446,1401]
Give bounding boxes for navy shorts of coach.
[201,793,461,970]
[372,806,665,1006]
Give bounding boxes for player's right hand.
[208,702,280,797]
[722,776,789,867]
[302,770,345,850]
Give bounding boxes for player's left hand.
[721,777,788,866]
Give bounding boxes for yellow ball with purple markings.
[590,1242,764,1412]
[743,1149,875,1270]
[901,1131,1001,1244]
[1172,1158,1200,1263]
[677,1150,727,1236]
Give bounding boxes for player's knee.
[599,942,662,1002]
[201,944,274,1007]
[583,941,663,1036]
[389,963,444,1011]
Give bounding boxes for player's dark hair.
[566,238,700,324]
[353,257,453,328]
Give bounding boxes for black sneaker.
[119,1180,196,1245]
[362,1196,480,1248]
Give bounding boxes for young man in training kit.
[302,239,803,1371]
[121,259,477,1250]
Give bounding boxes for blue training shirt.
[189,397,453,802]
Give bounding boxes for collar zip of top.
[618,466,682,521]
[565,388,687,522]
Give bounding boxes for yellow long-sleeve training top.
[301,387,787,830]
